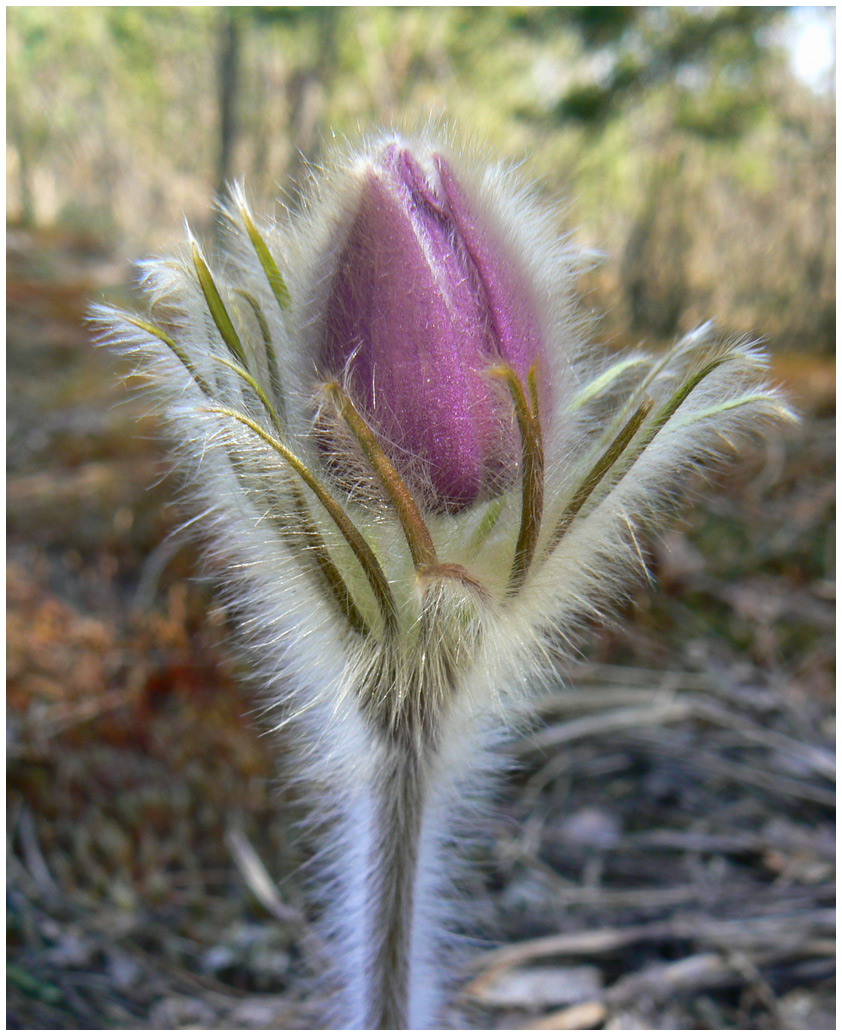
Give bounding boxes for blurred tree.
[4,6,834,351]
[245,6,339,199]
[554,6,781,134]
[7,82,34,227]
[215,8,241,209]
[530,7,795,340]
[623,143,691,338]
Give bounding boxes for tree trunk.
[215,7,240,239]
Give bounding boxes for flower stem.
[364,741,427,1029]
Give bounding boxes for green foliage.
[554,7,782,131]
[5,6,835,352]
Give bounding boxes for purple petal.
[434,154,549,410]
[318,144,547,511]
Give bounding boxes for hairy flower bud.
[94,125,794,1030]
[318,143,548,511]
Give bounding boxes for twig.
[466,908,836,991]
[224,826,307,927]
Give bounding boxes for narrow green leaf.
[570,356,647,410]
[205,405,398,636]
[468,497,505,554]
[289,486,370,636]
[119,311,212,396]
[191,242,247,367]
[240,207,291,312]
[211,354,283,434]
[671,393,797,428]
[235,288,285,418]
[651,358,727,431]
[327,382,439,571]
[626,356,729,460]
[491,365,545,595]
[548,398,653,553]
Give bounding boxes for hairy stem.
[363,742,427,1029]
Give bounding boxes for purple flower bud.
[318,143,548,512]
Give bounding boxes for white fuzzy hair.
[91,125,794,1029]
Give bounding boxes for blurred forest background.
[6,6,836,350]
[7,6,836,1030]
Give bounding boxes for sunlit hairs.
[93,127,793,1029]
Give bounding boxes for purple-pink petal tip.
[319,142,548,511]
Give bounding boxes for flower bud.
[318,143,548,512]
[95,123,794,1032]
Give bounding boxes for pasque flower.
[94,129,792,1029]
[318,142,547,511]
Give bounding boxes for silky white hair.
[92,126,794,1028]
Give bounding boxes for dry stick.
[517,699,694,752]
[224,826,308,927]
[467,909,836,992]
[524,1000,607,1030]
[532,722,833,807]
